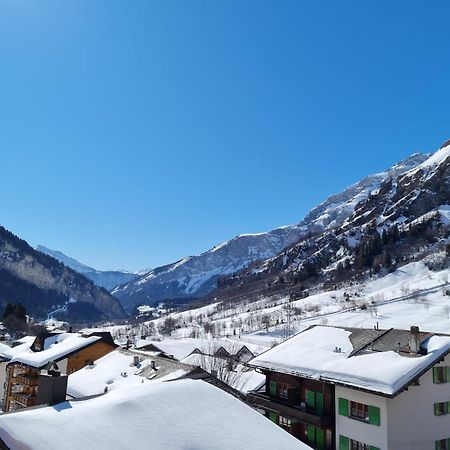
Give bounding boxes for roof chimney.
[410,326,420,353]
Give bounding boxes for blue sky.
[1,1,450,271]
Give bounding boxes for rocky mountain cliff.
[36,245,138,290]
[113,152,428,312]
[216,142,450,302]
[0,227,125,321]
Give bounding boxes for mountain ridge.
[36,245,139,290]
[113,151,429,312]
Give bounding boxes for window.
[434,402,450,416]
[433,367,450,384]
[350,439,371,450]
[339,435,380,450]
[339,397,380,426]
[279,383,289,399]
[350,401,369,421]
[436,438,450,450]
[279,415,291,429]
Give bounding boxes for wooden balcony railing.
[15,375,39,386]
[12,393,36,407]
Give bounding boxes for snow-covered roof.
[0,379,309,450]
[181,353,265,394]
[0,340,34,361]
[8,333,101,369]
[135,337,266,361]
[68,348,199,398]
[249,325,450,396]
[67,349,153,398]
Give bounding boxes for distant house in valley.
[3,331,116,412]
[247,325,450,450]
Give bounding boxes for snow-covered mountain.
[36,245,138,290]
[219,141,450,301]
[113,152,429,312]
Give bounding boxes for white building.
[248,325,450,450]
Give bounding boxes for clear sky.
[1,1,450,271]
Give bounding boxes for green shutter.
[269,380,277,396]
[268,411,277,423]
[339,435,349,450]
[368,405,381,426]
[433,367,440,384]
[446,367,450,383]
[316,428,324,450]
[369,447,380,450]
[316,392,324,416]
[338,397,349,416]
[306,390,316,408]
[434,403,441,416]
[307,424,315,443]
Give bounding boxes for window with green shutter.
[368,405,381,426]
[269,380,277,396]
[435,438,450,450]
[338,397,349,416]
[306,424,315,443]
[339,435,349,450]
[433,366,450,384]
[434,402,450,416]
[268,411,277,423]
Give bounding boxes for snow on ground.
[283,262,450,334]
[0,379,309,450]
[250,326,450,395]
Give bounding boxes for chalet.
[247,325,450,450]
[3,332,116,412]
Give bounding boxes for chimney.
[133,355,140,366]
[410,326,420,353]
[151,360,157,371]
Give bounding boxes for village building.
[247,325,450,450]
[2,331,116,412]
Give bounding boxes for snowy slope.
[36,245,138,290]
[220,142,450,301]
[114,152,428,312]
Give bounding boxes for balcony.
[12,393,36,407]
[15,375,39,387]
[247,392,333,428]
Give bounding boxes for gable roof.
[7,334,104,369]
[0,380,310,450]
[248,325,450,397]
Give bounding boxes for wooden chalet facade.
[3,332,116,412]
[248,370,335,449]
